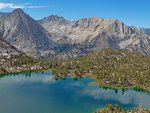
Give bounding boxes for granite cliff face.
[38,15,150,60]
[0,9,55,57]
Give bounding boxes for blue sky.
[0,0,150,28]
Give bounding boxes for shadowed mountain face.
[38,15,150,60]
[0,9,55,58]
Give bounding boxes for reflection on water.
[0,72,150,113]
[99,86,129,94]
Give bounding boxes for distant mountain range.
[0,12,8,17]
[38,14,150,60]
[139,28,150,35]
[0,9,150,61]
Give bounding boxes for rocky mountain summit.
[0,9,55,57]
[37,15,71,43]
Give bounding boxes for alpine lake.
[0,72,150,113]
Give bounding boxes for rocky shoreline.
[94,104,150,113]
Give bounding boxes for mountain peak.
[7,8,27,20]
[38,15,70,25]
[13,8,24,13]
[91,16,103,20]
[0,9,55,57]
[46,15,66,22]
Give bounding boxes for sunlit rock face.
[38,15,150,60]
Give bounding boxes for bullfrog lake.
[0,72,150,113]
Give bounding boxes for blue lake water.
[0,72,150,113]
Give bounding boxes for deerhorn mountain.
[0,9,56,58]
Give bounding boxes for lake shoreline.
[1,71,150,113]
[94,104,150,113]
[90,74,150,93]
[52,73,150,93]
[0,70,46,77]
[1,70,150,93]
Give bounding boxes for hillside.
[0,31,20,73]
[52,48,150,91]
[0,31,47,74]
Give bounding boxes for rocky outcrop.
[0,31,20,72]
[0,31,20,58]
